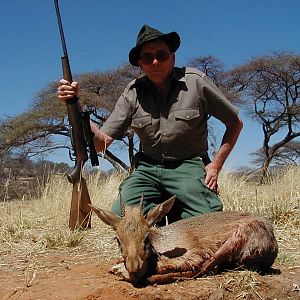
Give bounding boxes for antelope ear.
[89,205,121,230]
[146,196,176,227]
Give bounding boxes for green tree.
[251,140,300,167]
[0,64,140,171]
[230,52,300,180]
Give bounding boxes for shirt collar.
[131,67,186,89]
[171,67,186,83]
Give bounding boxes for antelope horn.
[119,193,125,218]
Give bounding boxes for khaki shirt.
[101,67,239,161]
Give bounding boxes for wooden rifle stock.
[63,57,92,230]
[54,0,95,230]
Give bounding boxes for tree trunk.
[260,157,273,184]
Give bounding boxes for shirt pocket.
[131,114,154,144]
[174,109,201,134]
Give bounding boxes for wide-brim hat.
[129,24,180,66]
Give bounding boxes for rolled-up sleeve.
[202,75,239,123]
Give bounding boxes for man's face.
[138,40,175,87]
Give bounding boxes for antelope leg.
[201,228,245,274]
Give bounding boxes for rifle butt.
[69,178,92,230]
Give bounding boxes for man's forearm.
[90,121,114,153]
[212,116,243,171]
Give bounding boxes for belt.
[134,152,210,168]
[133,153,182,168]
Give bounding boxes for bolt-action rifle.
[54,0,99,230]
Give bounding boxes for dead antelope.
[90,196,278,284]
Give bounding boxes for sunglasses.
[140,49,170,65]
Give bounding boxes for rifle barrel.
[53,0,92,229]
[54,0,69,58]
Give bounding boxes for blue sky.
[0,0,299,169]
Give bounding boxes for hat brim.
[129,32,180,67]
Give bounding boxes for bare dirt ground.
[1,250,299,300]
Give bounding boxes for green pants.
[111,156,223,222]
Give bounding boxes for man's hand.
[205,163,219,191]
[57,79,79,101]
[204,115,243,192]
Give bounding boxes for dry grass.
[0,166,299,281]
[0,172,121,278]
